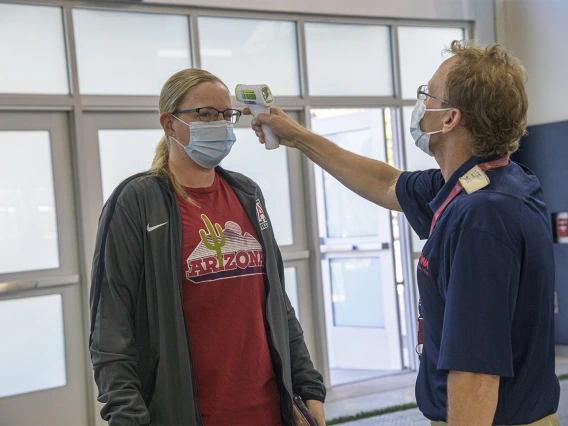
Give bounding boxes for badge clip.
[459,165,490,194]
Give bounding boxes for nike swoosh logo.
[147,222,168,232]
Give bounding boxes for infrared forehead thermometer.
[235,84,280,150]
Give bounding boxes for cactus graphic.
[199,214,226,267]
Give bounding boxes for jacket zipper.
[173,201,204,426]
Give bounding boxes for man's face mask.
[410,99,452,157]
[171,115,236,169]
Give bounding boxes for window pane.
[198,17,300,96]
[398,26,465,99]
[221,129,293,245]
[0,3,68,94]
[311,109,386,238]
[284,267,300,319]
[0,131,59,274]
[324,129,379,237]
[0,295,66,398]
[73,9,191,95]
[330,258,385,328]
[98,129,162,201]
[305,23,393,96]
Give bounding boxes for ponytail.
[150,135,197,205]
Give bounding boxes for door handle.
[0,275,79,295]
[352,243,391,250]
[320,244,356,253]
[0,281,38,294]
[320,242,391,252]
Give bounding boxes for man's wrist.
[294,127,322,151]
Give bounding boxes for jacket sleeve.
[276,244,326,403]
[89,195,150,426]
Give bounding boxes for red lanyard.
[417,157,510,355]
[429,157,510,237]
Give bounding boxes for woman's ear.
[160,112,175,138]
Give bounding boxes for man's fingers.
[252,112,271,126]
[269,105,284,115]
[242,107,251,115]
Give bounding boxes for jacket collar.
[215,166,257,196]
[147,167,257,197]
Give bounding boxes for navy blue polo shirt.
[396,156,560,424]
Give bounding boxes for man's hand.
[447,371,499,426]
[244,106,308,149]
[305,400,326,426]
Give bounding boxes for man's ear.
[442,108,462,133]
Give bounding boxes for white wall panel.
[497,0,568,125]
[145,0,476,20]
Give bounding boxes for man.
[247,41,560,425]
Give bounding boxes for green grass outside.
[326,403,418,425]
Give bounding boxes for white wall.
[146,0,477,20]
[496,0,568,126]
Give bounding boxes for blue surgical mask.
[171,115,236,169]
[410,99,451,157]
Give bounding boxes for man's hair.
[444,40,528,157]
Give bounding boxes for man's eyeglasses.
[417,85,453,106]
[172,107,242,124]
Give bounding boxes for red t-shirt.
[176,173,281,426]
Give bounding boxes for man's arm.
[447,371,499,426]
[248,106,403,211]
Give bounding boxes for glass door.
[311,108,403,386]
[0,112,89,426]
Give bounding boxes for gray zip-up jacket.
[89,167,325,426]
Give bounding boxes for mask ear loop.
[170,135,185,149]
[169,113,190,149]
[422,107,454,135]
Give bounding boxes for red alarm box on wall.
[552,212,568,244]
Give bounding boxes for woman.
[89,69,326,426]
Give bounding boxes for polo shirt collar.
[428,156,498,213]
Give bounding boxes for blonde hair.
[444,40,528,157]
[150,68,227,202]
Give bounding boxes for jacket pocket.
[144,355,160,407]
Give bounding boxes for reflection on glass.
[0,3,68,94]
[284,267,300,319]
[73,9,191,95]
[398,26,465,99]
[199,17,300,96]
[222,129,293,245]
[0,131,59,274]
[330,258,384,328]
[305,23,393,96]
[0,295,66,398]
[98,129,163,201]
